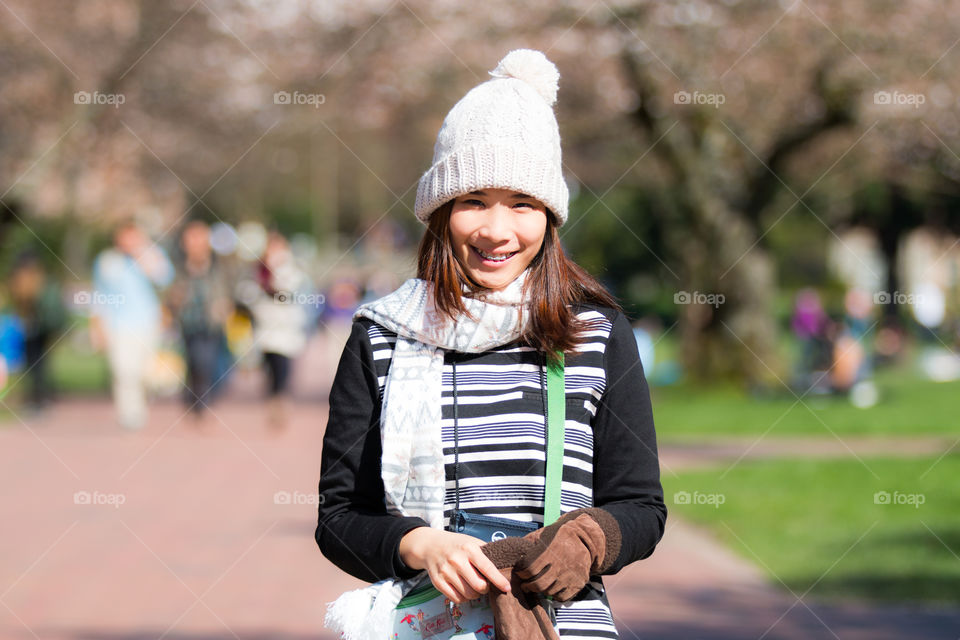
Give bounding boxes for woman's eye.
[514,202,535,209]
[464,199,485,206]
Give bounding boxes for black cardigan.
[315,305,667,583]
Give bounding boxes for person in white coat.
[92,221,174,430]
[252,231,310,429]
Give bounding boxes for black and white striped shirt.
[317,303,666,639]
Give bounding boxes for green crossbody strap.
[543,350,565,526]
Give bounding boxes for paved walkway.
[659,435,958,471]
[1,334,958,639]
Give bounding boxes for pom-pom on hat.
[414,49,569,226]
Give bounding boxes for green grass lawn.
[668,455,960,605]
[651,365,960,439]
[48,336,110,393]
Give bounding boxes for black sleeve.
[315,319,430,582]
[591,309,667,574]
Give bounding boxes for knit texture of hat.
[414,49,569,226]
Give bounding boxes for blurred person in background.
[631,318,656,378]
[321,275,362,371]
[790,288,831,393]
[92,221,174,430]
[7,250,66,411]
[252,231,310,430]
[167,220,233,427]
[842,288,876,381]
[834,288,878,406]
[0,292,26,397]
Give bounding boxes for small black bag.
[450,509,539,542]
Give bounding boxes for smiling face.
[447,188,549,292]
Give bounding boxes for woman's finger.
[429,561,463,602]
[440,565,477,603]
[447,573,478,602]
[455,557,491,596]
[471,548,512,593]
[431,573,464,604]
[445,542,490,597]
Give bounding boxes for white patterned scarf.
[324,268,532,640]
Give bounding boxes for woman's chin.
[467,272,513,291]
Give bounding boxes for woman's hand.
[398,527,512,603]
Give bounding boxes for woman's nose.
[476,204,513,241]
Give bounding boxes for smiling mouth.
[472,246,518,263]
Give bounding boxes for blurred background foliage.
[1,0,959,386]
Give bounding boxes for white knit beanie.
[414,49,569,227]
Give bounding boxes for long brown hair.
[416,201,622,366]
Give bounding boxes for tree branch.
[741,59,857,225]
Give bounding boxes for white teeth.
[476,247,516,261]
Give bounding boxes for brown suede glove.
[514,507,622,602]
[481,537,558,640]
[486,566,559,640]
[478,507,622,639]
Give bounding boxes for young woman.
[317,49,666,639]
